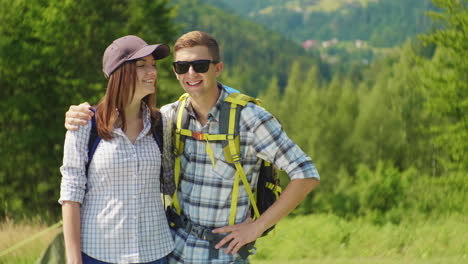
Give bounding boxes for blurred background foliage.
[0,0,466,230]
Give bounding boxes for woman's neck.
[125,100,142,120]
[122,100,144,144]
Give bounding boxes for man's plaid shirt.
[161,85,320,264]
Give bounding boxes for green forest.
[0,0,467,262]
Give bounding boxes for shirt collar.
[113,102,153,137]
[140,102,153,135]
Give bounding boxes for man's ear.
[215,61,224,77]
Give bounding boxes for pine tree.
[351,69,406,168]
[390,40,432,172]
[330,79,359,174]
[419,0,468,172]
[279,61,305,133]
[0,0,177,219]
[291,64,321,146]
[258,76,281,117]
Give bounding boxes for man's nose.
[187,65,197,74]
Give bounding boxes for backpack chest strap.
[175,128,228,141]
[175,128,230,168]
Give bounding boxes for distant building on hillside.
[302,39,318,50]
[290,7,303,13]
[355,39,363,48]
[321,38,338,48]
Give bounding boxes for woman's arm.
[62,201,82,264]
[59,117,91,263]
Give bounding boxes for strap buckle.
[192,131,205,140]
[183,217,209,240]
[231,153,241,163]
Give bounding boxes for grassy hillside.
[230,0,380,14]
[201,0,435,47]
[201,0,380,14]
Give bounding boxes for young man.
[65,31,320,264]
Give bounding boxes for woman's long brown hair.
[95,61,159,140]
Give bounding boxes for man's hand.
[212,217,263,255]
[65,102,93,131]
[212,178,319,255]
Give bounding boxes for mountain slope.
[172,0,324,95]
[201,0,435,47]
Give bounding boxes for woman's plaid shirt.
[59,105,174,263]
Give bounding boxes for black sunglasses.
[172,60,219,74]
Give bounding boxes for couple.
[60,31,320,264]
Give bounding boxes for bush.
[308,161,467,223]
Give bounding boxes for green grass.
[253,257,465,264]
[251,214,468,264]
[1,214,467,263]
[0,221,61,264]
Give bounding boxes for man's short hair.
[174,31,220,61]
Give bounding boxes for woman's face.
[134,55,157,100]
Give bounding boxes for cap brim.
[128,44,170,61]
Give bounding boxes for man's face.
[173,46,223,98]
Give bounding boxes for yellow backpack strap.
[223,93,262,225]
[173,91,264,224]
[224,92,260,106]
[172,93,189,215]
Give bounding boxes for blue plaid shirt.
[161,85,320,264]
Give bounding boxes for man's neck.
[190,87,221,126]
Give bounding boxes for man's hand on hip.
[212,217,264,255]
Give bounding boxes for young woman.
[59,35,174,264]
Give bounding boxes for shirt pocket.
[211,158,237,181]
